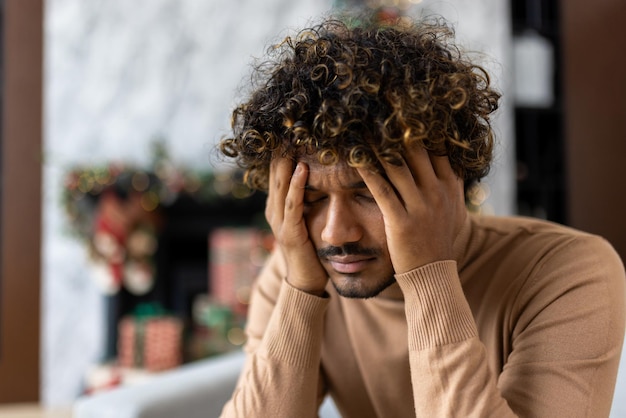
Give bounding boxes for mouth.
[325,256,375,274]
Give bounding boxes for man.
[218,12,625,417]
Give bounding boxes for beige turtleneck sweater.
[220,214,625,417]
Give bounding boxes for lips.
[326,256,374,274]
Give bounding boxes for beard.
[331,274,397,299]
[318,243,396,299]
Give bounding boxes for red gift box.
[209,228,273,315]
[118,313,183,372]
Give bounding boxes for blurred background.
[0,0,624,412]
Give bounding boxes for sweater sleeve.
[396,261,517,417]
[499,235,625,417]
[220,250,330,418]
[396,235,626,418]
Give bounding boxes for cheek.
[366,209,387,244]
[355,203,388,252]
[304,208,326,247]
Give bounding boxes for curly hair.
[219,13,501,191]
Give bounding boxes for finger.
[429,154,457,181]
[404,145,437,187]
[356,166,405,215]
[266,157,294,225]
[283,162,308,226]
[271,157,295,189]
[376,157,417,204]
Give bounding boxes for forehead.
[299,155,364,190]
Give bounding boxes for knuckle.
[286,197,295,211]
[264,206,273,223]
[376,182,395,198]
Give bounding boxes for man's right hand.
[265,157,328,296]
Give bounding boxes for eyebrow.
[304,181,369,191]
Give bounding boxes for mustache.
[317,243,380,259]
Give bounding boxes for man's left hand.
[357,146,467,274]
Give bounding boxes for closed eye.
[303,194,327,206]
[357,193,375,201]
[355,192,376,204]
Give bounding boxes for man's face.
[301,156,395,298]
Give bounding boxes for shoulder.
[472,214,625,318]
[471,214,622,263]
[467,214,625,304]
[242,249,285,352]
[250,248,286,304]
[473,214,590,239]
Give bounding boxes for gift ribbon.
[133,302,167,318]
[131,302,168,367]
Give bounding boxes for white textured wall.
[43,0,332,405]
[414,0,515,215]
[43,0,512,406]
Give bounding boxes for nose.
[320,200,363,247]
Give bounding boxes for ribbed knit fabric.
[262,282,328,368]
[395,261,478,351]
[221,215,626,417]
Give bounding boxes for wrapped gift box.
[187,294,248,360]
[118,309,183,372]
[209,227,273,315]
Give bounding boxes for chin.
[331,275,396,299]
